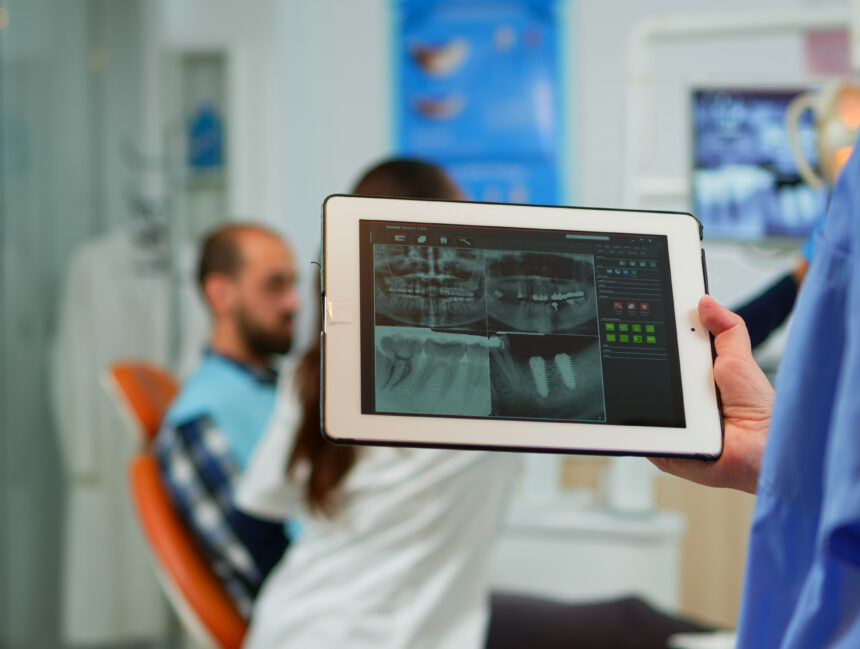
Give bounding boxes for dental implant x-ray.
[485,251,598,335]
[374,245,487,330]
[374,327,492,416]
[489,334,605,421]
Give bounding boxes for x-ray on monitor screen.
[691,87,828,240]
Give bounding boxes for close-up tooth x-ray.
[374,327,491,416]
[485,251,598,335]
[374,245,487,330]
[489,334,605,421]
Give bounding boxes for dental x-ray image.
[692,88,828,239]
[485,251,598,335]
[374,245,487,329]
[374,326,491,416]
[489,334,605,421]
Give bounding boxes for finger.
[649,455,717,489]
[698,295,751,357]
[649,457,669,472]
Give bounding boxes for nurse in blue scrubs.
[653,133,860,647]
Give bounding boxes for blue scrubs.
[736,137,860,647]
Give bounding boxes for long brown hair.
[287,159,464,515]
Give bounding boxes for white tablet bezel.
[322,195,722,458]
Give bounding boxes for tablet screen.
[359,219,685,428]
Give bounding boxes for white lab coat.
[51,227,207,645]
[236,375,516,649]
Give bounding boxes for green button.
[618,323,629,332]
[631,270,638,276]
[619,260,626,266]
[649,261,657,268]
[633,335,643,343]
[606,334,616,342]
[619,334,629,343]
[639,261,647,267]
[645,324,655,333]
[605,322,615,331]
[630,260,637,266]
[632,324,642,332]
[647,335,656,344]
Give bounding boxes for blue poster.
[188,101,224,171]
[441,158,558,205]
[395,0,561,203]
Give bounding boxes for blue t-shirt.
[165,350,278,469]
[736,135,860,647]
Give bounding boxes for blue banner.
[395,0,561,203]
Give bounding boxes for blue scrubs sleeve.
[736,137,860,648]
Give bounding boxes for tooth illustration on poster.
[411,93,467,120]
[409,38,469,77]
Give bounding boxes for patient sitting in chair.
[155,223,299,618]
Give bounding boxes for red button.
[613,301,623,310]
[640,303,650,312]
[626,302,637,311]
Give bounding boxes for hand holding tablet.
[651,296,772,491]
[322,196,723,458]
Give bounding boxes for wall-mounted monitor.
[691,85,828,240]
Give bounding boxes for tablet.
[322,195,722,458]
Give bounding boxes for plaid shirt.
[155,359,289,618]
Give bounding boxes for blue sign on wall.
[395,0,561,204]
[188,101,224,171]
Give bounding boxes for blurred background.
[0,0,856,647]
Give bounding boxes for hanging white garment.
[51,227,207,645]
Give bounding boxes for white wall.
[577,0,833,367]
[577,0,809,211]
[276,0,392,348]
[158,0,392,349]
[161,0,283,228]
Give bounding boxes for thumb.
[698,295,751,358]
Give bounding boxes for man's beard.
[236,308,294,358]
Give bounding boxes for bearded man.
[155,223,299,617]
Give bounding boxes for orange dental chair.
[105,361,248,649]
